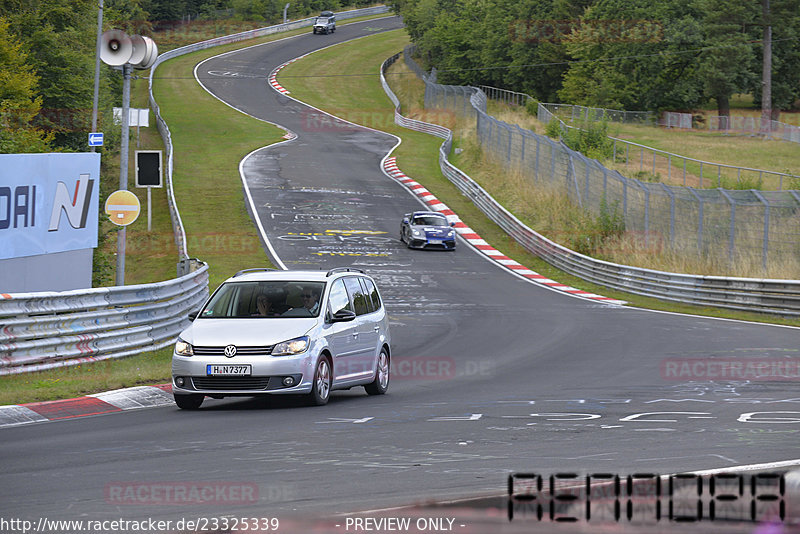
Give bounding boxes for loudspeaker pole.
[116,62,131,287]
[91,0,103,154]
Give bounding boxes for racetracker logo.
[104,481,259,505]
[660,358,800,381]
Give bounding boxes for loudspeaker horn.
[128,35,147,66]
[134,36,158,70]
[100,29,133,66]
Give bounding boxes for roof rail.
[326,267,365,277]
[233,268,277,277]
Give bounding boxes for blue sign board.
[88,132,104,147]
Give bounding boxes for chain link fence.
[541,102,655,125]
[404,46,800,274]
[539,105,800,191]
[705,115,800,144]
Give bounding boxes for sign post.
[100,28,158,286]
[135,150,162,232]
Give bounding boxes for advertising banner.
[0,153,101,260]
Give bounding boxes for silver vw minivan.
[172,268,390,409]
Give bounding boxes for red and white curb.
[269,54,309,95]
[383,157,626,305]
[0,384,174,429]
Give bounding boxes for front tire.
[365,349,389,395]
[174,394,203,410]
[308,356,332,406]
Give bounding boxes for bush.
[568,198,625,256]
[562,120,614,160]
[525,98,539,116]
[631,170,662,183]
[545,118,562,139]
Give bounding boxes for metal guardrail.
[0,263,209,375]
[148,5,391,259]
[382,50,800,317]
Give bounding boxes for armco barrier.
[381,52,800,317]
[0,263,209,375]
[148,5,391,258]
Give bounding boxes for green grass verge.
[0,348,174,406]
[0,15,393,405]
[279,28,800,329]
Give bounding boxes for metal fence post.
[668,154,671,182]
[688,188,704,254]
[699,161,703,188]
[660,183,675,245]
[753,191,770,272]
[719,189,737,264]
[683,159,687,186]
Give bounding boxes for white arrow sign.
[88,132,104,146]
[316,417,374,424]
[428,413,483,421]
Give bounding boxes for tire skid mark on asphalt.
[383,157,627,306]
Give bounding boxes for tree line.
[391,0,800,117]
[0,0,370,154]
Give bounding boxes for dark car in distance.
[400,211,456,250]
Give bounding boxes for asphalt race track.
[1,17,799,528]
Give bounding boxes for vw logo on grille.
[224,345,237,358]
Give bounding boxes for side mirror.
[330,309,356,322]
[450,222,455,227]
[188,311,198,321]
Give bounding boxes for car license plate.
[206,364,251,376]
[428,239,441,244]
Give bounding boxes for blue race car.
[400,211,456,250]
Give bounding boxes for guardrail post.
[177,258,203,277]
